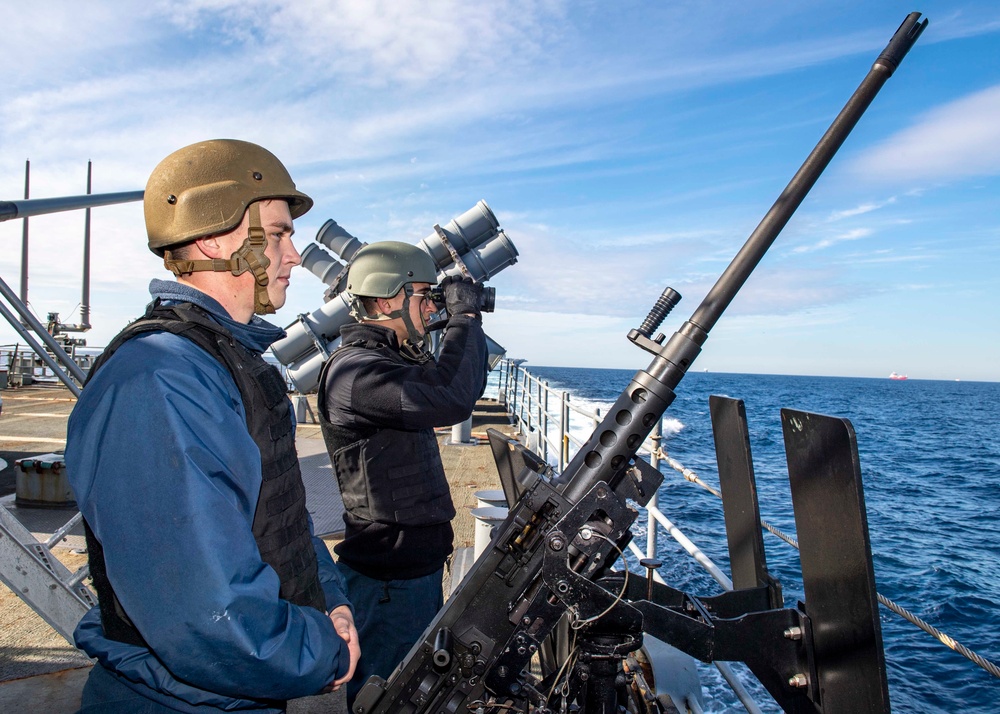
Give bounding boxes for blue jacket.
[67,279,352,712]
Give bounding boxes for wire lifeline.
[656,448,1000,681]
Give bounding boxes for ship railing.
[494,359,603,473]
[0,343,95,388]
[490,359,1000,695]
[651,446,1000,682]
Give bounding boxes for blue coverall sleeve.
[67,333,348,701]
[310,518,351,613]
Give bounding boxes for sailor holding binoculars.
[317,241,489,706]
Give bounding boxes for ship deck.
[0,383,515,712]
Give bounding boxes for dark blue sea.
[488,367,1000,713]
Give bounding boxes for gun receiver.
[354,12,926,714]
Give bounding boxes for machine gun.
[353,13,927,714]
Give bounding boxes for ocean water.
[492,367,1000,713]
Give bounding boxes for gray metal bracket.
[487,428,549,507]
[710,395,783,607]
[782,408,890,713]
[433,224,472,279]
[0,506,95,644]
[292,312,333,361]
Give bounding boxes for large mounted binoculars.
[273,200,518,392]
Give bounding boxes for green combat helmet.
[144,139,313,315]
[346,241,438,361]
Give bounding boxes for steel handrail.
[654,447,1000,681]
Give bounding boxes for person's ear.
[193,235,224,259]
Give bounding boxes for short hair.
[361,296,380,316]
[165,240,196,261]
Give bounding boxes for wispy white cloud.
[0,3,154,80]
[491,218,875,322]
[731,265,868,315]
[845,253,937,266]
[827,198,896,221]
[792,227,873,253]
[6,3,997,214]
[153,0,567,88]
[592,229,724,250]
[850,84,1000,181]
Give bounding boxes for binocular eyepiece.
[428,285,496,313]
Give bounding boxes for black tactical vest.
[318,340,456,527]
[83,301,326,647]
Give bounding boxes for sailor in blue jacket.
[66,140,360,712]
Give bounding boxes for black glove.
[440,275,483,319]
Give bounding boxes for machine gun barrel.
[0,190,144,222]
[354,13,927,714]
[690,11,926,336]
[557,10,926,502]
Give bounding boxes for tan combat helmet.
[144,139,313,315]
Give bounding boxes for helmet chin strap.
[163,202,275,315]
[397,285,432,363]
[351,284,431,362]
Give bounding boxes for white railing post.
[525,372,531,431]
[501,360,507,402]
[541,380,550,464]
[647,417,662,561]
[451,416,474,444]
[516,364,522,425]
[511,363,517,422]
[524,374,532,427]
[559,392,569,473]
[535,377,542,430]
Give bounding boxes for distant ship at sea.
[889,371,908,380]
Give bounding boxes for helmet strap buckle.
[161,202,275,315]
[229,202,274,315]
[399,339,432,363]
[163,255,230,277]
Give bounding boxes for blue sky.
[2,1,998,382]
